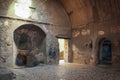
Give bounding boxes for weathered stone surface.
[1,0,120,68]
[0,0,71,68]
[60,0,120,28]
[11,63,120,80]
[59,0,120,65]
[0,69,13,80]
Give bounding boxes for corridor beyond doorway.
[58,39,69,64]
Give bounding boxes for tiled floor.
[11,63,120,80]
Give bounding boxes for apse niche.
[14,24,46,67]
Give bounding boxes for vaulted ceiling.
[58,0,120,28]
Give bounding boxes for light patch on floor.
[59,60,65,64]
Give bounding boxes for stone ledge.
[0,69,13,80]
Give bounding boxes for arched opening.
[98,38,112,65]
[14,24,46,67]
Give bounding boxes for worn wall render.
[0,0,71,68]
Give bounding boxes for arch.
[14,24,47,35]
[96,37,112,65]
[14,24,46,67]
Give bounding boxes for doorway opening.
[98,38,112,65]
[58,39,69,64]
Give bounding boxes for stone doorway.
[98,38,112,64]
[58,39,69,64]
[14,24,46,67]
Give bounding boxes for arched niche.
[14,24,46,67]
[97,38,112,65]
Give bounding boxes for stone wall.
[60,0,120,65]
[0,0,71,68]
[72,20,120,64]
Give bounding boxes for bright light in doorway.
[58,39,65,52]
[59,60,65,64]
[14,0,32,18]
